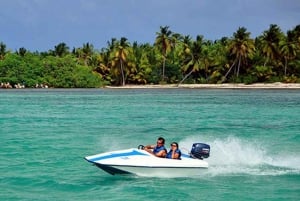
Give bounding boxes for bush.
[242,75,258,84]
[282,75,299,83]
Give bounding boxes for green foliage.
[73,66,103,88]
[283,75,299,83]
[241,75,258,84]
[251,65,274,82]
[0,53,104,88]
[148,65,161,84]
[197,77,208,84]
[1,23,300,87]
[164,63,181,83]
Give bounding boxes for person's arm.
[144,144,154,149]
[169,147,180,159]
[170,150,180,159]
[144,145,154,154]
[155,149,166,158]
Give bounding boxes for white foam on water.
[180,136,300,176]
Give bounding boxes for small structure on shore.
[35,83,48,88]
[0,82,13,88]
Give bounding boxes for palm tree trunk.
[222,59,237,82]
[120,59,125,86]
[237,55,241,77]
[205,63,209,82]
[162,56,166,81]
[264,58,268,67]
[284,57,287,76]
[178,70,194,86]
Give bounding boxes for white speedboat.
[85,143,210,177]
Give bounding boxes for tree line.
[0,24,299,88]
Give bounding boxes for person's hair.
[157,137,165,144]
[171,142,178,148]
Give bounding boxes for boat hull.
[85,148,208,177]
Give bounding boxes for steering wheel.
[138,145,145,150]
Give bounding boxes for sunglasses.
[171,144,177,147]
[157,141,163,145]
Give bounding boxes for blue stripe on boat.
[181,153,190,158]
[88,150,148,162]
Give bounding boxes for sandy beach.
[106,82,300,89]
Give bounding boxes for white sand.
[105,82,300,89]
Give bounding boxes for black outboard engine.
[190,143,210,159]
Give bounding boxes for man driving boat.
[144,137,167,158]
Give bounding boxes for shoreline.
[105,82,300,89]
[1,82,300,90]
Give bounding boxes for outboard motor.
[190,143,210,159]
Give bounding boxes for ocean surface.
[1,88,299,201]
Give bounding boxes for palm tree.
[181,35,193,55]
[258,24,283,67]
[94,38,118,84]
[17,47,27,57]
[82,42,94,65]
[155,26,172,82]
[0,42,7,60]
[178,35,203,85]
[225,27,255,80]
[127,42,152,84]
[94,48,111,83]
[107,38,117,52]
[54,42,69,57]
[201,39,229,83]
[200,43,217,81]
[111,37,131,86]
[279,31,298,76]
[289,25,300,58]
[73,43,94,66]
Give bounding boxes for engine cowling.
[190,143,210,159]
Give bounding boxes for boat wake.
[180,136,300,177]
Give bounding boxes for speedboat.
[84,143,210,177]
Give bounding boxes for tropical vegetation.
[0,24,299,88]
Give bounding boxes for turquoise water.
[1,88,299,201]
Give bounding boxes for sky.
[0,0,299,52]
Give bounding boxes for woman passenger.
[166,142,181,159]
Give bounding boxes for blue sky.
[1,0,299,51]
